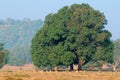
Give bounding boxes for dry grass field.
[0,64,120,80]
[0,70,120,80]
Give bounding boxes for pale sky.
[0,0,120,40]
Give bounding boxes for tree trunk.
[113,66,116,72]
[113,64,117,72]
[54,66,59,71]
[77,60,85,71]
[112,62,119,72]
[78,63,82,71]
[70,64,73,71]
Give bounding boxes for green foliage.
[0,42,9,68]
[0,43,4,50]
[2,49,9,64]
[31,3,113,70]
[113,39,120,63]
[0,51,4,68]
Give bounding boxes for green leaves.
[113,39,120,63]
[0,42,9,68]
[61,52,76,66]
[31,3,113,70]
[0,51,4,68]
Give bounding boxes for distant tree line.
[0,18,43,66]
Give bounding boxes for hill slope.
[0,18,43,65]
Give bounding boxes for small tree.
[0,42,9,68]
[113,39,120,63]
[0,51,5,68]
[112,39,120,71]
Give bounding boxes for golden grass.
[0,70,120,80]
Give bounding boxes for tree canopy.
[31,3,113,71]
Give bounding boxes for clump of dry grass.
[14,74,30,78]
[4,75,23,80]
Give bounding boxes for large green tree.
[31,4,113,71]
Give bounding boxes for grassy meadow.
[0,70,120,80]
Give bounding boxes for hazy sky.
[0,0,120,40]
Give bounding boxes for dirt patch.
[1,64,35,71]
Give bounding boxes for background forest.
[0,18,43,66]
